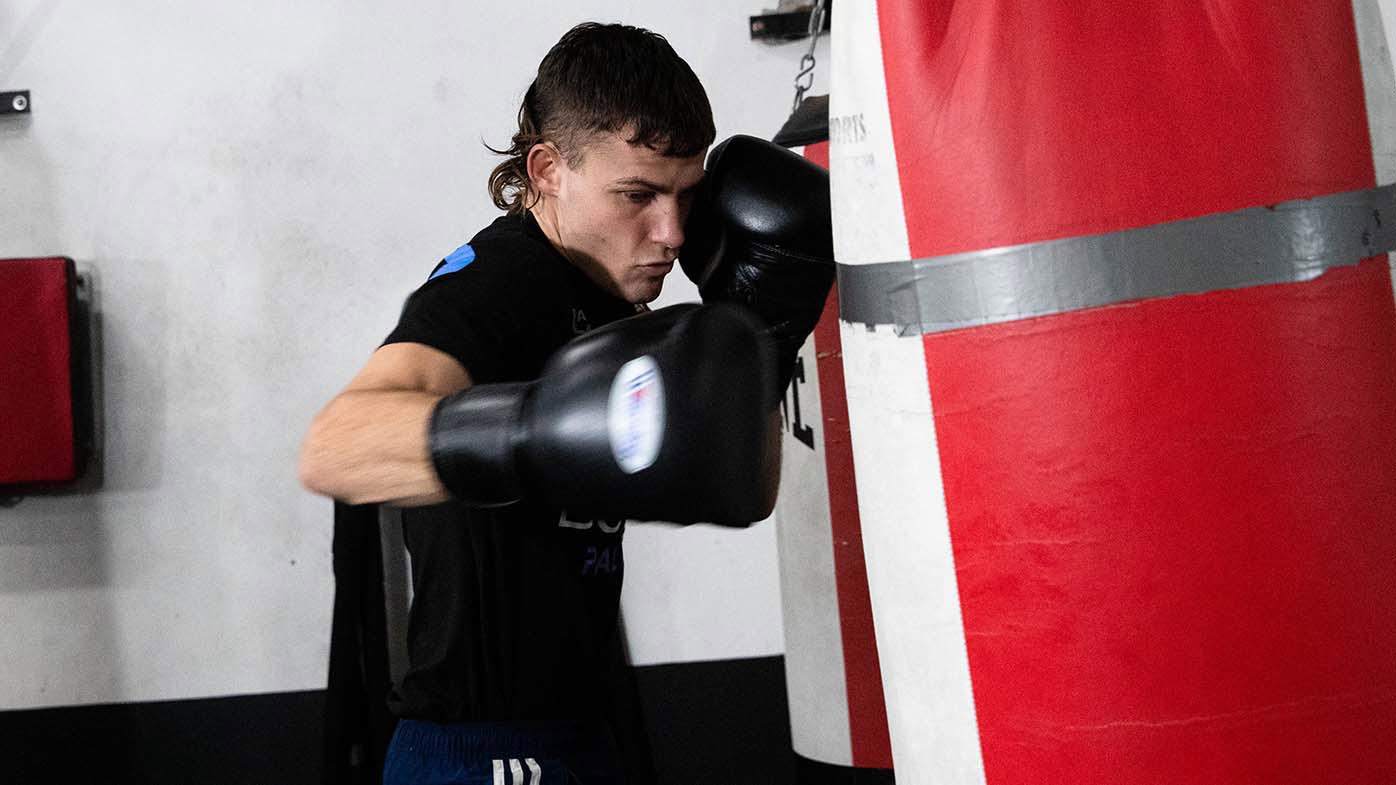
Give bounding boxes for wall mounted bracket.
[750,3,831,41]
[2,91,32,116]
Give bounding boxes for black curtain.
[323,502,397,785]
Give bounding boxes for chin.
[626,281,664,305]
[631,289,662,305]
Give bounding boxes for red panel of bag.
[923,260,1396,784]
[874,0,1396,782]
[0,257,77,485]
[877,0,1373,257]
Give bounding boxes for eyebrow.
[611,177,703,195]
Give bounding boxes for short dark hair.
[488,22,717,214]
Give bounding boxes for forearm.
[298,389,448,506]
[763,410,782,508]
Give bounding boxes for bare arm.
[763,410,783,511]
[298,342,472,506]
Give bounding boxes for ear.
[526,142,565,199]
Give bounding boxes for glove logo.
[608,356,664,474]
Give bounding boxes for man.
[300,21,833,785]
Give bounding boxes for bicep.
[343,342,474,397]
[300,343,467,504]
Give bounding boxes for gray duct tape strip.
[839,184,1396,335]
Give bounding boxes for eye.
[622,191,655,205]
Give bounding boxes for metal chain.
[792,0,827,112]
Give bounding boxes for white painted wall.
[0,0,830,709]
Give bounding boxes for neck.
[528,200,627,301]
[529,196,565,254]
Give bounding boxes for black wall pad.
[0,656,880,784]
[0,690,324,784]
[796,754,896,784]
[633,655,795,785]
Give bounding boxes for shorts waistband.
[390,718,612,761]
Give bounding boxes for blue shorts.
[382,719,625,785]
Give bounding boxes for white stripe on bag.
[510,758,525,784]
[525,757,542,785]
[492,759,506,785]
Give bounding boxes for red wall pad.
[0,257,79,485]
[829,0,1396,783]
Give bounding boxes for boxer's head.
[488,23,715,303]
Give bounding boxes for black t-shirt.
[382,212,640,723]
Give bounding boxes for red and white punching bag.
[830,1,1396,783]
[775,143,894,779]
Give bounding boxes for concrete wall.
[0,0,830,709]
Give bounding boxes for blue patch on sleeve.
[428,243,476,280]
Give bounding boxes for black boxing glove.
[428,303,778,525]
[680,135,836,400]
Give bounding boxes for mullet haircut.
[488,22,717,214]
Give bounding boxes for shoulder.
[421,213,561,292]
[384,214,573,381]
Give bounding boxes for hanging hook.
[790,0,827,112]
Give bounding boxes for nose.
[651,196,685,255]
